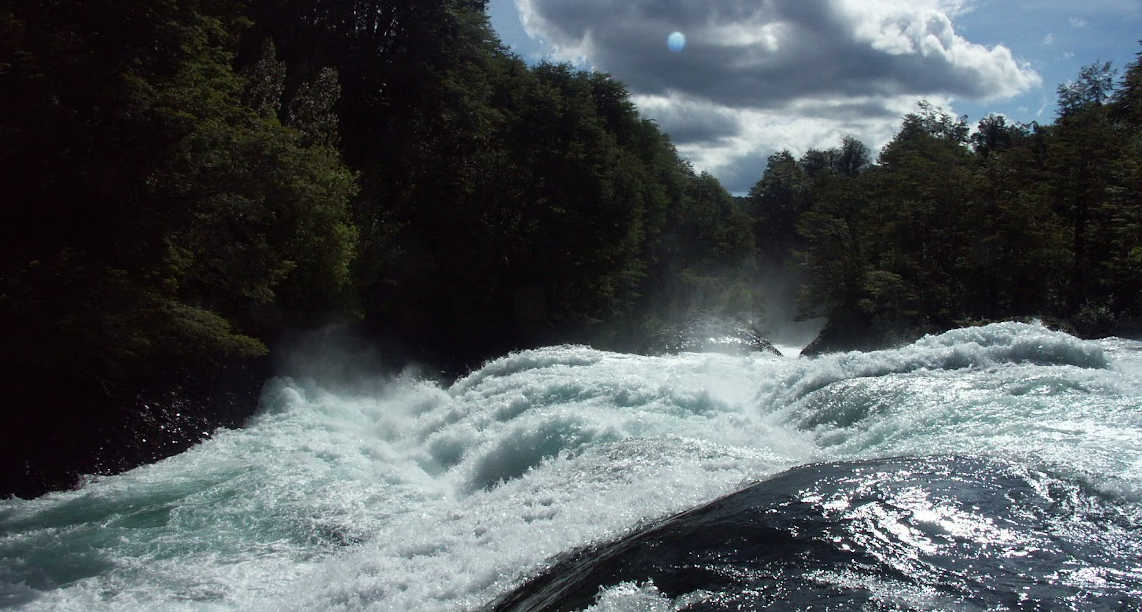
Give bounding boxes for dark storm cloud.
[515,0,1040,193]
[791,99,903,121]
[711,148,777,195]
[640,102,742,145]
[519,0,1040,112]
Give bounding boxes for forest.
[753,70,1142,353]
[1,0,1140,496]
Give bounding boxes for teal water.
[2,322,1140,610]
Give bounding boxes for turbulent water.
[2,322,1141,610]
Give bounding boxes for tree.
[967,120,1067,318]
[747,150,809,263]
[1049,63,1122,318]
[1113,44,1142,125]
[1058,61,1117,117]
[835,135,872,178]
[0,0,358,391]
[1101,46,1142,325]
[795,173,871,320]
[971,114,1028,158]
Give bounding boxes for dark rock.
[799,314,926,357]
[0,358,267,499]
[651,317,782,356]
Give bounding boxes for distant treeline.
[2,0,1140,493]
[749,55,1142,347]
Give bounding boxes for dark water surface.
[492,456,1142,610]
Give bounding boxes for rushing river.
[2,322,1141,610]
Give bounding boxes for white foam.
[2,324,1140,610]
[584,580,712,611]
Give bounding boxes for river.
[2,322,1140,610]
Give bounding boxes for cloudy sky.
[488,0,1142,193]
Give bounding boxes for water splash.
[1,323,1139,610]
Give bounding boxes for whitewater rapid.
[2,322,1141,610]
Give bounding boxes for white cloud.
[1042,32,1055,45]
[514,0,1042,192]
[1069,16,1088,28]
[832,2,1040,99]
[635,92,944,192]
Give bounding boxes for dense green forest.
[1,0,1139,495]
[749,56,1142,351]
[1,0,758,380]
[0,0,759,494]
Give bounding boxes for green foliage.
[241,39,287,116]
[1058,61,1117,116]
[239,0,762,359]
[7,0,1140,408]
[1,0,358,389]
[753,50,1142,340]
[971,114,1028,158]
[794,166,871,319]
[1114,45,1142,125]
[747,150,809,263]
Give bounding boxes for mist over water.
[2,322,1141,610]
[755,267,824,351]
